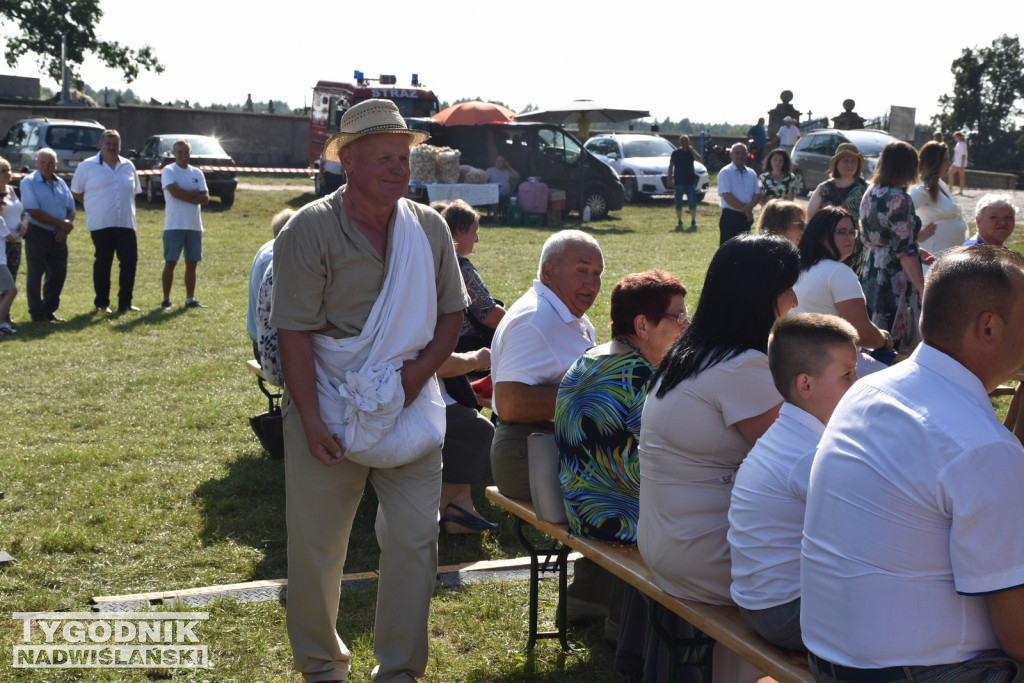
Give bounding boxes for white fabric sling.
[310,199,445,467]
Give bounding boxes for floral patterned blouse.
[458,255,498,338]
[758,172,796,201]
[555,349,654,544]
[858,184,922,347]
[815,177,868,220]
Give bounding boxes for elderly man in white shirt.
[717,143,760,246]
[801,245,1024,682]
[489,229,603,501]
[70,129,142,314]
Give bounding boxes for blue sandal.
[441,503,499,534]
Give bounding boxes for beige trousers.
[283,395,442,682]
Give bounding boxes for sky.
[1,0,1014,129]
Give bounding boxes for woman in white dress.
[794,206,895,373]
[910,140,968,268]
[639,233,800,603]
[638,233,801,681]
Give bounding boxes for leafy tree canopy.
[0,0,163,84]
[935,34,1024,171]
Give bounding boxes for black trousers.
[24,225,68,321]
[90,227,137,309]
[718,208,753,245]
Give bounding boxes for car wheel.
[696,192,706,202]
[584,189,609,221]
[221,191,235,209]
[146,178,162,204]
[622,176,638,203]
[793,171,808,198]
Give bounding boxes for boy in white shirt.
[161,139,209,309]
[727,313,858,650]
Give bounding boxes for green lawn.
[0,186,1015,682]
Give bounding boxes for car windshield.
[622,137,674,158]
[158,137,229,156]
[45,126,102,151]
[843,131,896,157]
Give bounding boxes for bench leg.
[256,375,282,414]
[646,599,715,683]
[513,517,571,651]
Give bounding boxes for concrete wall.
[0,103,309,167]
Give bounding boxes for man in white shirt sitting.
[489,229,603,501]
[801,245,1024,682]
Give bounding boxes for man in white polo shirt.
[160,139,210,309]
[717,143,760,246]
[801,246,1024,682]
[70,129,142,314]
[489,229,603,501]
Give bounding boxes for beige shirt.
[271,191,468,338]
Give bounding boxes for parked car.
[130,134,238,207]
[584,133,710,203]
[407,120,625,219]
[0,117,106,176]
[790,129,899,196]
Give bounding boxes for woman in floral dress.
[858,141,931,350]
[758,148,796,204]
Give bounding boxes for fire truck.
[309,71,440,195]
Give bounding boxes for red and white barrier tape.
[11,166,314,179]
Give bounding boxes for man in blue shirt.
[19,148,76,323]
[746,117,767,167]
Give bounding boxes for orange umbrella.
[433,101,516,126]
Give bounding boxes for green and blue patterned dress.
[554,348,654,544]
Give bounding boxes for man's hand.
[300,414,346,466]
[399,358,433,408]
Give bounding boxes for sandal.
[441,503,499,535]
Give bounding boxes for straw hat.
[322,99,430,162]
[829,142,864,176]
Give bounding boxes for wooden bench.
[246,359,281,414]
[485,486,813,683]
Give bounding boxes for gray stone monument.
[767,91,802,132]
[832,99,865,130]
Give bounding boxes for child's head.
[768,313,860,423]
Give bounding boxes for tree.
[0,0,163,85]
[935,34,1024,172]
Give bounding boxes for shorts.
[0,264,14,292]
[163,230,203,262]
[674,182,698,212]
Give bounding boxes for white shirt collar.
[779,401,826,436]
[910,343,992,412]
[533,279,586,325]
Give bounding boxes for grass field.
[0,182,1016,682]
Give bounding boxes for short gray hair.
[976,194,1017,219]
[172,138,191,152]
[36,147,58,163]
[731,142,748,154]
[537,229,601,279]
[270,208,295,238]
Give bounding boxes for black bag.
[249,407,284,459]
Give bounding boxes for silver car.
[0,117,106,176]
[585,133,710,203]
[790,129,898,196]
